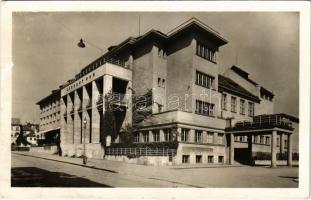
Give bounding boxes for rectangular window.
[234,136,239,142]
[231,97,237,113]
[217,133,224,144]
[134,133,139,143]
[152,130,160,142]
[164,129,172,142]
[254,136,258,143]
[260,136,264,144]
[195,71,215,89]
[196,42,217,63]
[222,93,227,110]
[182,155,190,163]
[248,102,254,117]
[181,128,189,142]
[195,130,202,143]
[196,100,215,117]
[218,156,224,163]
[208,156,214,163]
[207,132,214,143]
[196,155,202,163]
[240,99,245,115]
[277,137,280,147]
[265,136,270,145]
[143,131,149,143]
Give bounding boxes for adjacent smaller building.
[36,89,61,144]
[11,118,21,145]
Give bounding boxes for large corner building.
[37,18,299,167]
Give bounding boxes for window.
[196,42,216,63]
[196,100,215,117]
[207,132,214,143]
[181,129,189,142]
[196,155,202,163]
[208,156,214,163]
[143,131,149,143]
[260,136,264,144]
[158,78,161,87]
[182,155,190,163]
[234,136,239,142]
[277,137,280,147]
[195,71,215,89]
[195,130,202,143]
[248,102,254,117]
[217,133,224,144]
[162,79,166,88]
[153,130,160,142]
[231,97,237,113]
[222,93,227,110]
[218,156,224,163]
[265,136,270,145]
[134,133,140,143]
[240,99,245,115]
[164,129,172,141]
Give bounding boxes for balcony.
[228,114,294,131]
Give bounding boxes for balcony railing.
[105,147,177,157]
[86,100,92,110]
[63,111,67,117]
[231,114,293,131]
[69,107,74,115]
[96,92,128,109]
[78,103,82,113]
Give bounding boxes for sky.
[12,12,299,123]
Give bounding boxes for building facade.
[39,18,298,166]
[36,89,61,144]
[11,118,21,145]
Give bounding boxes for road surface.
[11,152,298,187]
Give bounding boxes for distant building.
[38,18,298,166]
[36,89,61,144]
[22,123,39,146]
[11,118,21,145]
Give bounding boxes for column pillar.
[176,128,182,142]
[82,86,91,144]
[160,129,165,142]
[60,95,67,148]
[287,133,293,167]
[149,130,154,142]
[248,134,253,165]
[202,131,207,144]
[103,75,113,143]
[189,129,195,143]
[67,94,74,144]
[92,80,100,143]
[74,90,82,144]
[279,133,283,155]
[271,130,277,168]
[213,132,218,144]
[230,133,235,165]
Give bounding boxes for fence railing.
[106,147,177,157]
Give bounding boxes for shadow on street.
[11,167,111,187]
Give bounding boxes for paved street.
[12,152,298,188]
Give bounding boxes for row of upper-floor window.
[222,94,255,117]
[195,71,216,90]
[40,119,60,127]
[66,73,96,92]
[180,128,224,144]
[261,94,273,102]
[134,129,173,143]
[196,42,217,63]
[235,135,288,148]
[40,112,60,121]
[40,102,60,113]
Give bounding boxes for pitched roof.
[231,65,259,86]
[218,75,260,103]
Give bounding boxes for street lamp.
[83,117,87,164]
